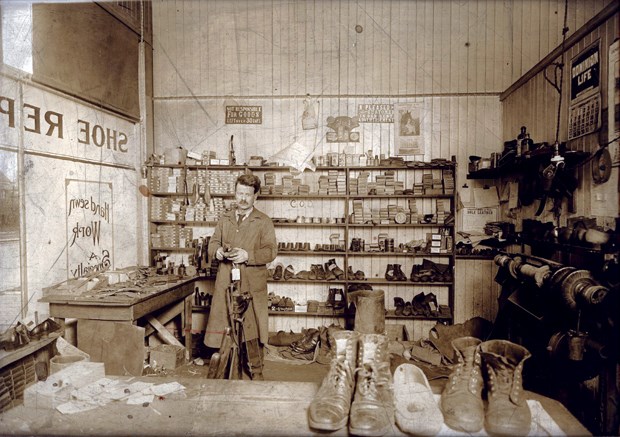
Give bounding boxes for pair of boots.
[308,331,394,436]
[385,264,407,281]
[441,337,532,436]
[326,288,346,312]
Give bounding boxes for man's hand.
[228,248,248,264]
[215,247,226,260]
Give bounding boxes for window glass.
[1,2,33,74]
[0,150,21,331]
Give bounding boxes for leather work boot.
[393,264,407,281]
[480,340,532,436]
[440,336,484,433]
[349,333,394,436]
[326,258,345,279]
[308,330,360,431]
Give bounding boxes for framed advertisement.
[394,102,425,156]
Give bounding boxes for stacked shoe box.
[349,177,358,194]
[351,199,371,224]
[157,225,178,248]
[167,168,183,193]
[205,198,226,222]
[318,175,329,195]
[379,206,390,224]
[422,173,433,194]
[436,199,449,225]
[408,199,419,224]
[167,199,183,221]
[357,171,369,194]
[375,174,386,195]
[262,172,276,194]
[195,169,208,195]
[443,169,455,194]
[195,198,206,222]
[281,175,293,194]
[208,170,237,195]
[394,180,405,194]
[337,172,346,195]
[327,170,339,194]
[292,178,303,194]
[149,167,172,192]
[384,170,395,195]
[150,197,168,221]
[412,183,424,195]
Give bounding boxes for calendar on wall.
[568,94,601,140]
[568,41,601,140]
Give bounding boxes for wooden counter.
[0,376,591,436]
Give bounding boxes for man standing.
[204,173,277,380]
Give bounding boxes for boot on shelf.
[316,264,327,280]
[393,264,407,281]
[393,297,405,316]
[348,265,356,280]
[326,288,336,309]
[333,288,346,312]
[348,333,394,436]
[480,340,532,436]
[326,258,345,279]
[324,263,337,281]
[385,264,395,281]
[308,330,360,431]
[440,337,485,433]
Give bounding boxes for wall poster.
[66,179,114,279]
[394,102,425,156]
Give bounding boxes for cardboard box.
[150,344,185,369]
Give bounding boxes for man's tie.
[237,214,243,225]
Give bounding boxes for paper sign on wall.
[66,179,114,279]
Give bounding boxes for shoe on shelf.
[347,265,356,280]
[324,264,337,281]
[326,259,345,279]
[354,270,366,280]
[294,270,311,280]
[393,264,407,281]
[283,264,295,280]
[309,264,319,280]
[394,297,405,316]
[302,242,311,251]
[412,292,427,316]
[272,263,284,280]
[402,301,413,317]
[385,264,396,281]
[394,363,443,436]
[316,264,327,280]
[424,292,439,316]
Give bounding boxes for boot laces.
[356,362,389,400]
[451,354,479,390]
[327,358,351,390]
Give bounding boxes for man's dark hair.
[236,173,261,194]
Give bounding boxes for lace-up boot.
[480,340,531,436]
[308,330,360,431]
[349,333,394,436]
[440,336,484,433]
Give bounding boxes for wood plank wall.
[510,0,613,80]
[150,0,612,337]
[502,9,618,228]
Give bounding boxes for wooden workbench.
[0,376,591,436]
[39,277,196,375]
